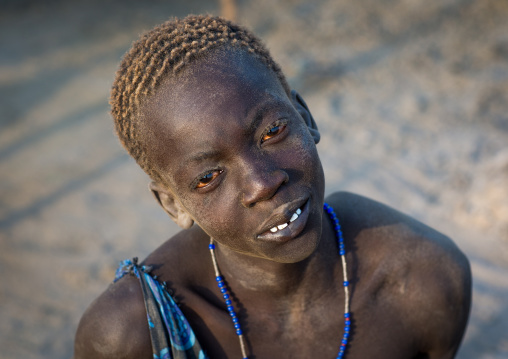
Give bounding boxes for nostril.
[282,171,289,185]
[241,169,289,208]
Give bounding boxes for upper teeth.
[269,207,302,233]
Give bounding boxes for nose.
[241,157,289,208]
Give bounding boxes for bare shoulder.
[73,274,151,359]
[326,191,470,266]
[326,191,472,357]
[74,226,209,359]
[143,224,210,284]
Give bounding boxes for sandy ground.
[0,0,507,358]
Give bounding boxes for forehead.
[146,49,286,124]
[140,49,291,181]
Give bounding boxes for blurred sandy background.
[0,0,507,358]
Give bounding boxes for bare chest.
[183,291,418,359]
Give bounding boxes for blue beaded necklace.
[208,202,350,359]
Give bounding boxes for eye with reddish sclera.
[261,119,288,144]
[195,170,223,189]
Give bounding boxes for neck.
[211,213,340,302]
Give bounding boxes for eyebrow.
[186,150,221,164]
[245,98,288,134]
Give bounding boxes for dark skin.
[74,49,471,359]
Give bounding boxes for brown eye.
[262,123,286,143]
[196,170,222,188]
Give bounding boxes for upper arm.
[407,235,472,358]
[73,275,152,359]
[327,191,472,358]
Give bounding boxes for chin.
[267,216,323,264]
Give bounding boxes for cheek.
[182,189,246,240]
[285,129,324,184]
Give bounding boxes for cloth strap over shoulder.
[115,258,207,359]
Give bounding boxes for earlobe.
[149,182,194,229]
[291,90,320,144]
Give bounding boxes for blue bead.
[223,293,230,299]
[236,329,243,335]
[227,305,234,312]
[218,281,225,287]
[339,249,345,256]
[209,244,215,250]
[232,317,239,323]
[343,281,349,286]
[344,313,350,318]
[234,323,240,329]
[225,299,232,305]
[344,332,349,338]
[230,312,237,317]
[216,276,222,281]
[342,339,347,344]
[220,287,227,293]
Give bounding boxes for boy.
[74,15,471,359]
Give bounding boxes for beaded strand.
[324,202,351,359]
[209,202,350,359]
[209,241,248,359]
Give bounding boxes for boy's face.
[141,49,325,263]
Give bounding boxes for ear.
[291,90,320,144]
[149,182,194,229]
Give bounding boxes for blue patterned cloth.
[114,258,207,359]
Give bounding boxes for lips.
[256,197,311,243]
[268,207,302,233]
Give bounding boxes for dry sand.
[0,0,507,358]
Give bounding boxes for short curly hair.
[110,15,290,183]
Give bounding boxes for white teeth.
[277,223,288,230]
[267,207,302,234]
